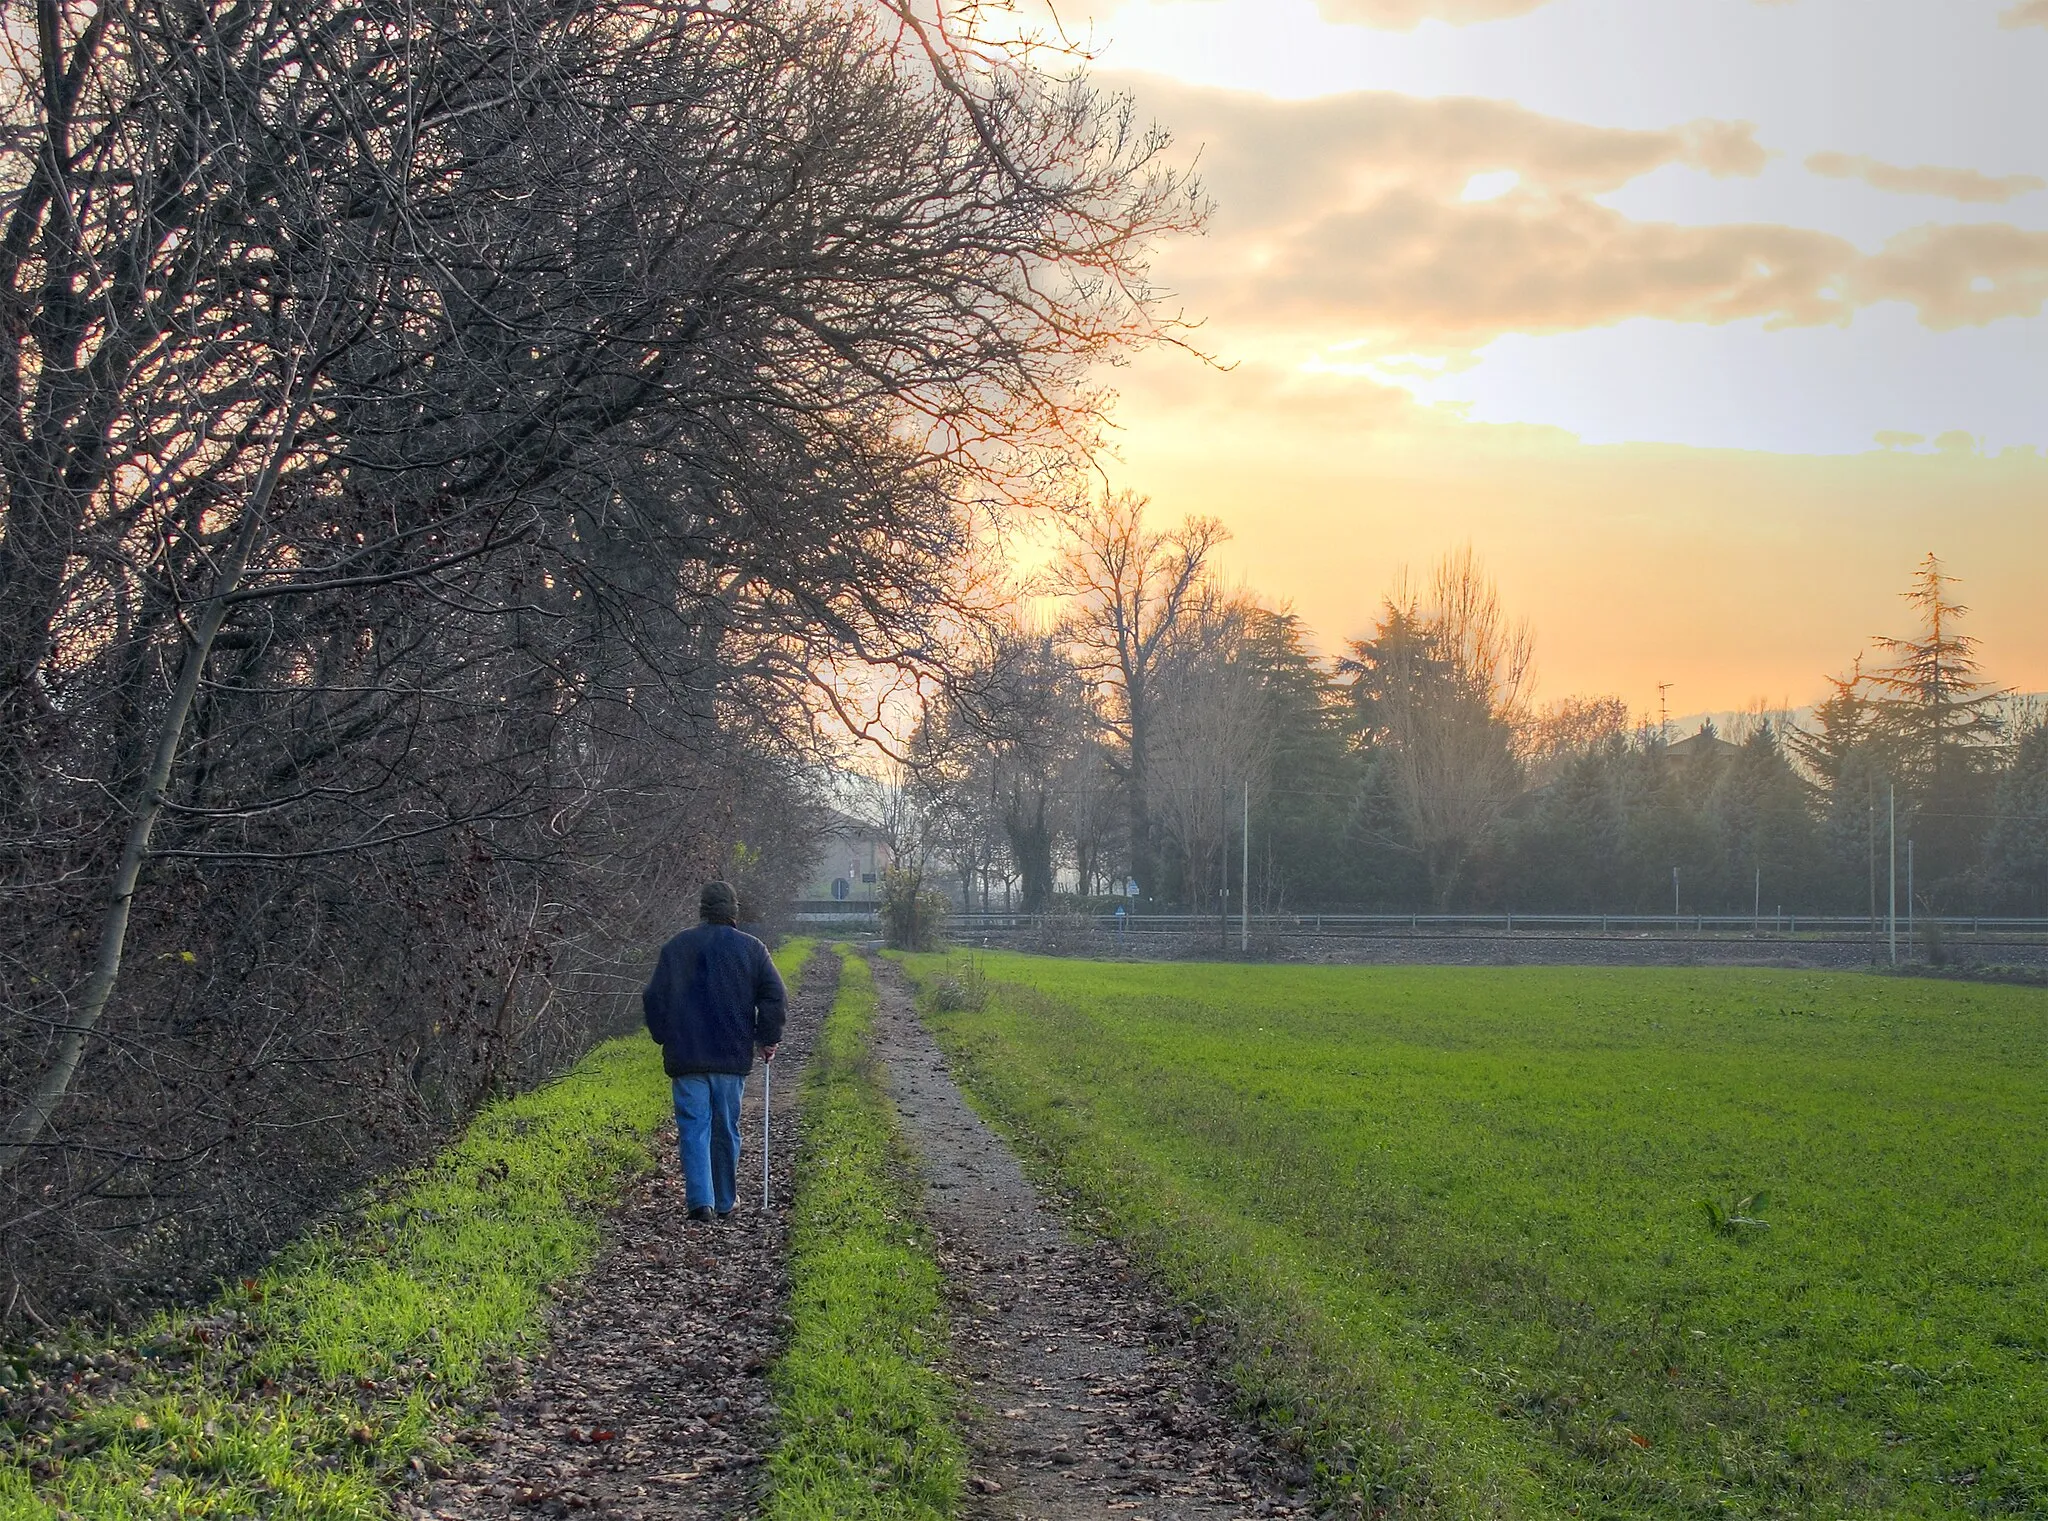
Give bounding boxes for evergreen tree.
[1867,556,2006,785]
[1986,723,2048,911]
[1788,660,1874,798]
[1499,743,1630,911]
[1343,552,1531,911]
[1865,555,2007,892]
[1623,739,1720,913]
[1708,724,1824,913]
[1820,748,1889,920]
[1242,611,1368,908]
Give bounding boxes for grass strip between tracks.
[767,950,963,1521]
[0,941,815,1521]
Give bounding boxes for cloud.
[1131,75,1765,226]
[2001,0,2048,26]
[1120,352,1442,434]
[1313,0,1552,28]
[1242,200,2048,348]
[1807,151,2045,204]
[1309,0,1793,28]
[1856,223,2048,327]
[1684,120,1771,179]
[1239,194,1852,343]
[1130,79,2048,354]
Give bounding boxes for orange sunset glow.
[1032,0,2048,715]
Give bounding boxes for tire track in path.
[411,949,838,1521]
[868,958,1312,1521]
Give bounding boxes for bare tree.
[913,625,1092,911]
[1147,589,1275,909]
[1346,548,1534,911]
[0,0,1204,1315]
[1052,493,1226,900]
[1523,695,1632,785]
[1062,729,1124,899]
[1861,554,2008,888]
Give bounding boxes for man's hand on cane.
[759,1044,778,1063]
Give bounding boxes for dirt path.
[410,951,838,1521]
[868,959,1310,1521]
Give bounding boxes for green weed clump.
[1,940,815,1520]
[921,954,988,1014]
[902,951,2048,1521]
[768,951,963,1520]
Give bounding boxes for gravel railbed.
[957,927,2048,974]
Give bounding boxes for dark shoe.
[688,1206,714,1223]
[716,1208,734,1221]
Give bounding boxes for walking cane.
[761,1055,772,1212]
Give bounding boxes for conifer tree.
[1788,658,1875,796]
[1986,723,2048,911]
[1866,556,2006,791]
[1864,555,2007,889]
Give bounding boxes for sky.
[1018,0,2048,717]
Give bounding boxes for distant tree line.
[0,0,1197,1317]
[892,502,2048,922]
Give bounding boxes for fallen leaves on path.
[403,959,836,1521]
[870,959,1314,1520]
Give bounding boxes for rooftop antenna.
[1656,682,1673,746]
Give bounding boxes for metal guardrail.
[928,911,2048,940]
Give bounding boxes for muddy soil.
[867,958,1310,1521]
[408,951,837,1521]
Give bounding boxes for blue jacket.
[641,922,787,1076]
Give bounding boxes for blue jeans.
[672,1072,746,1214]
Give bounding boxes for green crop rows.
[902,952,2048,1520]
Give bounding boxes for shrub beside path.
[867,958,1310,1520]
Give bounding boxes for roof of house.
[1667,723,1741,759]
[817,808,887,838]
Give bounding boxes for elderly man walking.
[641,881,787,1222]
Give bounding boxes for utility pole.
[1219,776,1229,954]
[1907,838,1915,957]
[1888,783,1897,967]
[1672,865,1680,918]
[1241,779,1251,954]
[1754,866,1761,933]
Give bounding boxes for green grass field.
[768,950,964,1520]
[902,952,2048,1520]
[0,940,815,1521]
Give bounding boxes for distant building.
[802,811,894,903]
[1666,720,1742,761]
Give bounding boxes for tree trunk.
[1005,785,1055,913]
[0,391,303,1175]
[1125,692,1155,900]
